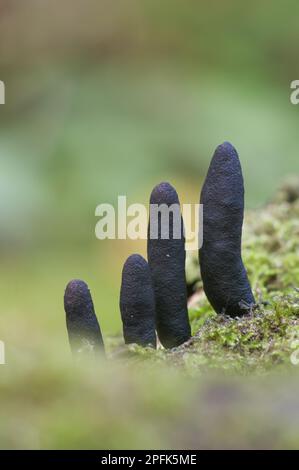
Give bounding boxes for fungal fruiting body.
[64,279,104,355]
[147,182,191,348]
[199,142,255,316]
[120,254,156,348]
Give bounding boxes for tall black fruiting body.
[199,142,255,316]
[147,182,191,349]
[120,254,156,348]
[64,279,104,355]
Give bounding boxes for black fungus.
[147,182,191,348]
[120,254,156,348]
[64,279,105,355]
[199,142,255,316]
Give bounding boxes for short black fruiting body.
[64,279,104,355]
[147,182,191,348]
[120,254,156,348]
[199,142,255,316]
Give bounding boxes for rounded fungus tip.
[123,253,148,271]
[213,141,239,163]
[150,182,179,206]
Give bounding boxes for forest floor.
[1,180,299,449]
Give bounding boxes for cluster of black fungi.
[64,142,255,356]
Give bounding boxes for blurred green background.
[0,0,299,341]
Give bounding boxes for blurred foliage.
[2,353,299,449]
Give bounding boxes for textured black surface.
[147,182,191,348]
[120,254,156,348]
[64,279,104,355]
[199,142,255,316]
